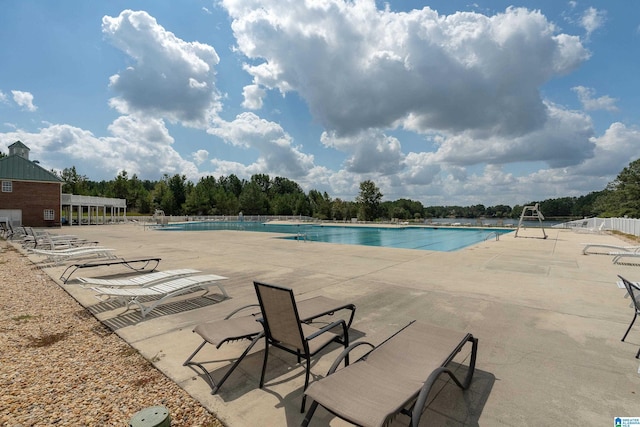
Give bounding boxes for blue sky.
[1,1,639,206]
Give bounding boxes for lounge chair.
[618,276,640,359]
[574,221,605,234]
[59,257,162,283]
[183,295,355,395]
[254,281,351,412]
[22,231,88,249]
[29,246,117,264]
[76,268,201,287]
[581,243,640,255]
[90,274,228,318]
[302,320,478,427]
[612,251,640,265]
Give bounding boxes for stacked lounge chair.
[29,246,117,264]
[76,268,201,287]
[91,274,229,318]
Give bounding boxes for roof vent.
[8,140,30,160]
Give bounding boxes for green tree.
[184,176,216,215]
[60,166,89,195]
[239,181,269,215]
[152,180,175,215]
[109,170,130,201]
[127,174,152,213]
[219,174,244,198]
[251,174,271,194]
[308,190,332,219]
[594,159,640,217]
[356,180,382,221]
[167,174,188,214]
[213,188,240,215]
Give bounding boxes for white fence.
[554,217,640,237]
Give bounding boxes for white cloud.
[424,102,594,170]
[580,7,606,38]
[102,10,222,127]
[0,116,200,181]
[11,90,37,112]
[0,91,7,103]
[192,149,209,165]
[208,112,315,178]
[0,4,628,208]
[572,86,618,111]
[321,129,404,175]
[241,84,266,109]
[223,2,589,139]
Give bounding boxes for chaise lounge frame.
[301,320,478,427]
[91,274,228,318]
[76,268,199,288]
[618,275,640,359]
[60,257,162,283]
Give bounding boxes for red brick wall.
[0,181,62,227]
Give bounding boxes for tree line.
[50,157,640,221]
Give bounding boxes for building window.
[44,209,55,221]
[1,181,12,192]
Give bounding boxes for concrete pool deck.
[23,223,640,426]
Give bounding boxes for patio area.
[23,223,640,426]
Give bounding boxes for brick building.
[0,141,64,227]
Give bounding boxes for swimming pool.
[156,221,514,252]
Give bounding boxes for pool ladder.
[484,231,500,241]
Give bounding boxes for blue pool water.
[156,221,514,252]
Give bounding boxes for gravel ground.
[0,241,224,427]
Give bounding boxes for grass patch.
[12,314,36,323]
[27,329,71,348]
[132,376,155,387]
[118,346,139,357]
[610,230,640,244]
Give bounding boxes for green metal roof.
[0,155,63,183]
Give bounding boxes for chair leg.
[260,342,270,388]
[622,313,637,342]
[301,401,319,427]
[301,355,311,413]
[636,346,640,359]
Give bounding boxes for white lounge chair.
[612,252,640,265]
[91,274,229,318]
[29,246,116,264]
[574,221,605,234]
[77,268,201,288]
[581,243,640,255]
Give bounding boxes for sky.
[1,0,639,207]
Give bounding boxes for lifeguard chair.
[515,203,547,239]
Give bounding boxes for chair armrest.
[325,341,375,375]
[224,304,261,320]
[306,318,347,339]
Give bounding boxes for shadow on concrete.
[87,294,228,331]
[188,328,367,402]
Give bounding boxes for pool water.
[157,221,514,252]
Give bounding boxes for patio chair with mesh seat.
[618,275,640,359]
[301,320,478,427]
[183,295,355,395]
[253,281,352,412]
